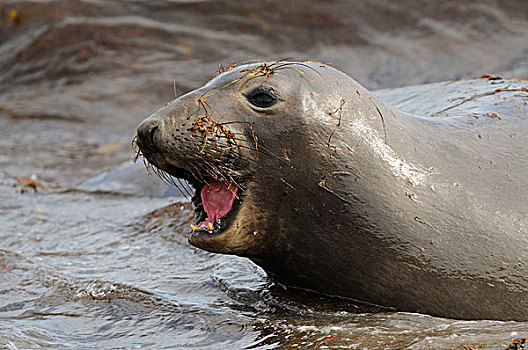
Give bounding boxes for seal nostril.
[137,119,161,152]
[149,125,159,149]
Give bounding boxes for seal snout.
[136,117,161,153]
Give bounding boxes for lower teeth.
[190,218,223,233]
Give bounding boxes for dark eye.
[247,89,277,108]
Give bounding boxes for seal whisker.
[177,177,193,198]
[188,137,284,190]
[216,121,283,135]
[141,156,153,175]
[157,168,181,194]
[238,74,265,90]
[212,136,288,163]
[187,163,208,185]
[267,56,322,67]
[186,118,280,162]
[216,121,258,127]
[273,62,324,79]
[148,163,191,199]
[200,158,231,184]
[219,148,289,185]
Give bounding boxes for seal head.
[136,61,369,257]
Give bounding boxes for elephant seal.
[136,60,528,320]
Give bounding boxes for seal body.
[136,61,528,320]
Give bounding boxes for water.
[1,0,528,348]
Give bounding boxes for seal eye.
[247,89,277,109]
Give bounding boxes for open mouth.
[164,165,240,236]
[190,178,239,235]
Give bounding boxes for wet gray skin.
[137,62,528,321]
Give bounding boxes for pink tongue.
[201,179,238,225]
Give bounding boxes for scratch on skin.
[375,105,388,144]
[327,99,346,147]
[414,216,435,229]
[503,262,523,281]
[281,177,295,189]
[318,178,353,204]
[435,87,528,115]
